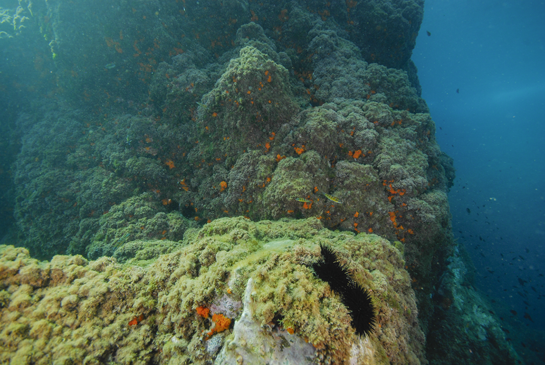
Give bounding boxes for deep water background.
[413,0,545,359]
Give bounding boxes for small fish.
[456,88,459,93]
[426,31,431,36]
[105,63,116,69]
[295,198,312,203]
[323,193,341,204]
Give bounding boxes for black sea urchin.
[312,244,377,337]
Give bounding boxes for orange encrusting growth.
[294,145,305,155]
[179,179,189,191]
[207,314,231,337]
[388,211,398,227]
[220,181,228,192]
[196,306,210,318]
[165,159,175,169]
[383,180,406,196]
[128,314,144,326]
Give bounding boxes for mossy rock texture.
[0,217,425,365]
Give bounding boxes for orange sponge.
[196,306,210,318]
[207,314,231,336]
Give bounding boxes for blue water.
[413,0,545,354]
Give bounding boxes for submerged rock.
[215,278,317,364]
[0,217,425,364]
[2,1,524,363]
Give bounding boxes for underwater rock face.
[176,36,453,328]
[308,28,428,113]
[333,0,429,63]
[13,113,199,260]
[215,278,317,364]
[341,0,425,69]
[3,1,524,363]
[11,20,454,348]
[193,45,300,160]
[0,217,425,364]
[83,193,199,260]
[2,0,425,111]
[425,246,522,365]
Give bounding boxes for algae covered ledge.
[0,217,423,364]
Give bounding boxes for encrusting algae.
[0,217,425,364]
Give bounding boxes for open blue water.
[414,0,545,358]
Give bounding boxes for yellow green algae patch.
[0,217,424,364]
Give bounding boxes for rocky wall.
[3,1,524,363]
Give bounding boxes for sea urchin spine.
[312,244,377,337]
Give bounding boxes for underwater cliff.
[0,0,523,364]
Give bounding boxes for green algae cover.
[0,218,424,364]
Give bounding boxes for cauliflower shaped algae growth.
[0,217,424,364]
